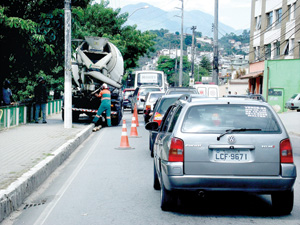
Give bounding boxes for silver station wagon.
[145,96,297,214]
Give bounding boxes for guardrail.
[0,99,62,130]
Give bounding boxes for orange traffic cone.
[133,104,139,127]
[130,116,140,138]
[115,120,133,150]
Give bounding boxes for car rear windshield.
[124,91,134,99]
[156,98,178,114]
[149,93,164,103]
[140,88,161,96]
[182,105,281,133]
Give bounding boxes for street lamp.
[128,5,149,18]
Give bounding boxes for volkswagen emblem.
[228,135,236,144]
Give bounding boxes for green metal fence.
[0,99,62,130]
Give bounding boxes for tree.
[200,56,212,73]
[157,55,190,87]
[0,0,90,101]
[1,0,156,101]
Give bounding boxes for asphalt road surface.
[3,111,300,225]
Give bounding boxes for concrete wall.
[219,80,249,96]
[263,59,300,112]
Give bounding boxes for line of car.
[139,89,297,214]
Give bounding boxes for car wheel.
[153,161,160,190]
[160,176,175,211]
[149,135,154,157]
[271,190,294,215]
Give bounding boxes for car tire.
[153,161,160,190]
[271,190,294,215]
[149,135,154,157]
[160,177,175,211]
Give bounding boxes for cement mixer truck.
[63,36,124,126]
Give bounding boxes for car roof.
[167,87,196,90]
[148,91,165,95]
[182,96,270,106]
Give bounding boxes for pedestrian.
[34,77,48,123]
[2,80,14,106]
[93,83,111,127]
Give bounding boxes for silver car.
[146,97,297,214]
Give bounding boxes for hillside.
[121,2,247,37]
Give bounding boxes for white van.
[285,93,300,111]
[193,84,219,97]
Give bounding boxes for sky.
[104,0,252,30]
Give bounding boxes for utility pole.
[213,0,219,85]
[178,0,184,87]
[191,26,197,78]
[64,0,72,128]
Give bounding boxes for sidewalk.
[278,110,300,137]
[0,113,93,222]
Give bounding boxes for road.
[2,110,300,225]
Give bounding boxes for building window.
[255,16,261,30]
[289,3,296,21]
[275,8,282,26]
[290,39,294,56]
[267,11,273,29]
[275,41,280,58]
[284,40,289,55]
[265,44,271,59]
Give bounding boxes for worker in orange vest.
[93,83,111,127]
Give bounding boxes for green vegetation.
[0,0,156,102]
[219,30,250,56]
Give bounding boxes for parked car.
[130,86,161,113]
[146,97,297,213]
[285,93,300,111]
[122,88,135,109]
[143,91,165,123]
[165,87,198,95]
[146,94,183,157]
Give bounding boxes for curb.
[0,124,94,222]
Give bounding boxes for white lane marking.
[34,132,104,225]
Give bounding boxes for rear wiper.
[217,128,262,141]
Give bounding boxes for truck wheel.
[271,190,294,215]
[72,112,80,122]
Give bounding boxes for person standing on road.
[93,83,111,127]
[2,80,14,106]
[34,77,48,123]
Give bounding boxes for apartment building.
[249,0,300,62]
[242,0,300,97]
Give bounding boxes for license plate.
[213,150,250,162]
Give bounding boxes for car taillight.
[169,137,184,162]
[153,112,163,126]
[137,92,140,101]
[291,103,294,106]
[280,139,293,163]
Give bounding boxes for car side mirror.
[141,99,145,102]
[129,94,133,98]
[145,121,159,131]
